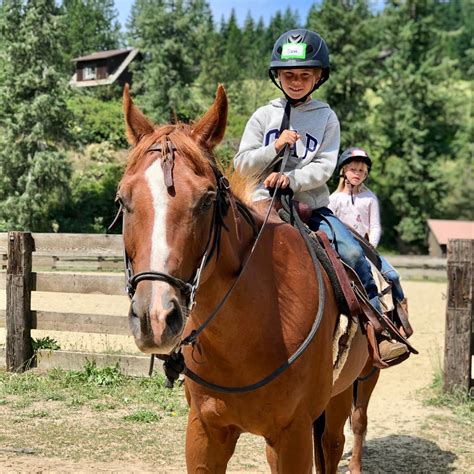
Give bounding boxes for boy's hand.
[275,130,300,152]
[264,172,290,189]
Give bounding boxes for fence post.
[6,231,34,372]
[443,239,473,393]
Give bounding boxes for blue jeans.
[308,207,382,313]
[380,256,405,302]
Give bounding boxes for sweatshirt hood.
[269,97,329,112]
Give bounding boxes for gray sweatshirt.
[234,97,340,210]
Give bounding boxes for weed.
[123,409,161,423]
[65,360,124,387]
[26,410,49,418]
[32,336,61,352]
[425,370,474,422]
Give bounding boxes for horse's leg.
[313,412,326,473]
[265,415,314,474]
[348,363,380,474]
[321,388,353,474]
[185,407,239,474]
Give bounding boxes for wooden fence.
[0,231,152,375]
[0,231,449,377]
[443,239,474,395]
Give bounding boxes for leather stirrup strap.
[315,230,361,319]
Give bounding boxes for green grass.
[123,409,161,423]
[0,363,188,417]
[424,370,474,422]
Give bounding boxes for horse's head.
[119,84,228,354]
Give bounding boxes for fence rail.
[0,231,450,376]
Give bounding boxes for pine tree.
[372,0,458,249]
[128,0,213,122]
[307,0,377,148]
[62,0,122,64]
[0,0,72,231]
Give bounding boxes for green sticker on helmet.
[281,43,307,59]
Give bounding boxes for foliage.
[67,93,127,148]
[370,0,459,250]
[65,360,124,386]
[123,409,161,423]
[56,159,124,233]
[0,0,470,250]
[32,336,61,352]
[0,367,188,415]
[61,0,122,73]
[425,370,474,423]
[0,0,72,231]
[128,0,213,122]
[307,0,379,148]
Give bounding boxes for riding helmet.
[337,147,372,176]
[269,29,330,91]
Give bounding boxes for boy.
[234,29,407,362]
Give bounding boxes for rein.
[116,101,327,393]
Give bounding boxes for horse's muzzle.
[129,295,184,354]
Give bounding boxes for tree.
[128,0,213,122]
[307,0,378,147]
[0,0,72,231]
[371,0,458,250]
[61,0,122,69]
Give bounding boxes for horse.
[118,83,377,473]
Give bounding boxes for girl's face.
[344,160,368,186]
[278,68,321,101]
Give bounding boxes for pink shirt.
[328,190,382,247]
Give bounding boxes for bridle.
[113,125,326,394]
[112,139,249,313]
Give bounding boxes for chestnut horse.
[118,84,376,473]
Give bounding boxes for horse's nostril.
[130,300,139,319]
[166,301,183,334]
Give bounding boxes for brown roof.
[427,219,474,245]
[72,48,133,62]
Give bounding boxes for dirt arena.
[1,280,473,472]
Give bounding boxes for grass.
[0,364,190,465]
[0,362,188,417]
[424,370,474,422]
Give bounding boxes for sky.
[114,0,313,29]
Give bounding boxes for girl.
[329,147,407,309]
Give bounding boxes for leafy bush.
[56,160,124,233]
[67,93,127,149]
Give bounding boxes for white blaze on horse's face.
[145,160,169,275]
[128,159,185,355]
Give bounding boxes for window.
[83,65,96,80]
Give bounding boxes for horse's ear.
[123,84,155,146]
[192,84,228,151]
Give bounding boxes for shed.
[69,48,141,88]
[427,219,474,257]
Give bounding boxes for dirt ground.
[0,280,473,473]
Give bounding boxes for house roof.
[427,219,474,245]
[72,48,134,62]
[69,48,141,87]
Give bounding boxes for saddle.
[277,201,417,369]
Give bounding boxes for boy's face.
[344,160,369,186]
[277,68,322,101]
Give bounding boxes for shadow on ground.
[340,435,457,473]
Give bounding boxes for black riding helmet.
[337,147,372,177]
[269,29,330,103]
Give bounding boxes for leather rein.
[113,125,326,393]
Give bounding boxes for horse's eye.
[199,192,215,212]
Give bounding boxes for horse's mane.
[124,123,259,209]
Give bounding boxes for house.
[427,219,474,257]
[69,48,141,88]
